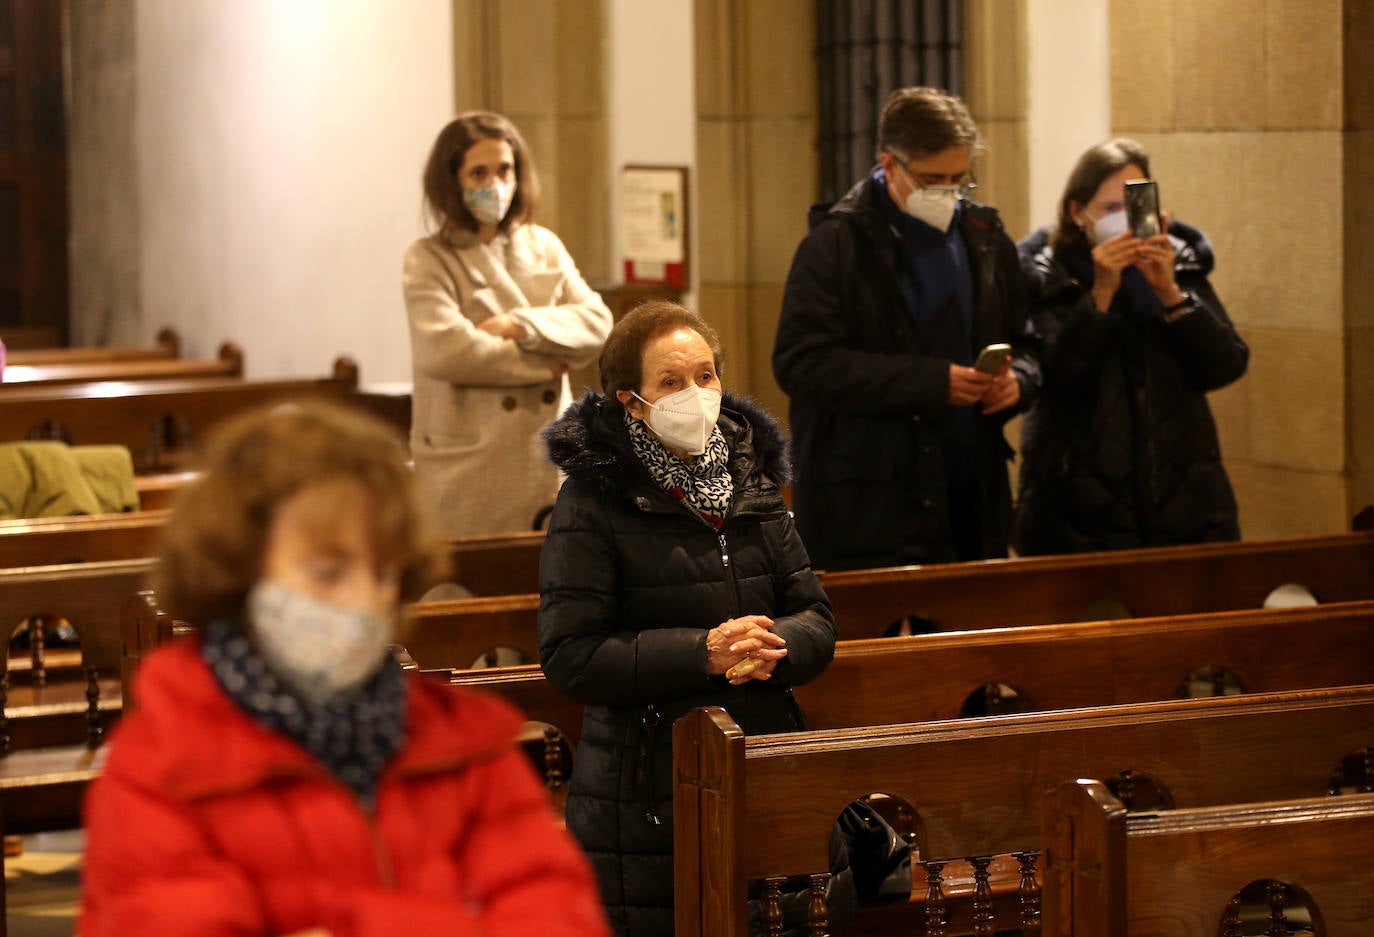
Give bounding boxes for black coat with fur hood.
[538,391,836,937]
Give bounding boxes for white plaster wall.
[136,0,453,381]
[1026,0,1111,230]
[605,0,697,295]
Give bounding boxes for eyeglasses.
[891,155,978,199]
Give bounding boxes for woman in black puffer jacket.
[538,301,836,937]
[1016,138,1249,554]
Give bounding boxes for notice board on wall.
[620,165,689,289]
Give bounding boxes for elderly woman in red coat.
[79,402,609,937]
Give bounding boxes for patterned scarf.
[200,619,407,809]
[626,413,734,529]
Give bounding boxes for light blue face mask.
[462,180,516,226]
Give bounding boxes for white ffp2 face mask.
[903,186,961,233]
[1088,209,1129,245]
[248,579,395,705]
[633,385,722,455]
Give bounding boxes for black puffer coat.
[538,392,836,937]
[772,176,1037,571]
[1015,221,1248,554]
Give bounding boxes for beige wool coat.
[403,224,612,537]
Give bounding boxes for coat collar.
[543,391,791,499]
[113,640,522,803]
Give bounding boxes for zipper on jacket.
[718,532,742,618]
[367,810,398,890]
[634,705,665,826]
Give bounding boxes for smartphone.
[1124,179,1162,239]
[973,343,1011,375]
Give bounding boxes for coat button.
[542,389,556,405]
[502,396,517,411]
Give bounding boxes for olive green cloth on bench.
[0,442,139,519]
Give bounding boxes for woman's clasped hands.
[706,614,788,685]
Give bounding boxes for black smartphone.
[1124,179,1162,239]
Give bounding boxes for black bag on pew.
[746,799,913,936]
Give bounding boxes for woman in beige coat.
[404,113,612,537]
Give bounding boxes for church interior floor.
[5,830,82,937]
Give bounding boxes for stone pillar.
[1347,3,1374,518]
[1111,0,1357,538]
[964,0,1030,241]
[67,0,141,345]
[693,0,818,416]
[452,0,611,282]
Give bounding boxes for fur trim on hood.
[544,391,791,492]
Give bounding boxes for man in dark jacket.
[773,87,1035,572]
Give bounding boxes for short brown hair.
[422,111,540,242]
[599,301,724,414]
[1050,137,1152,256]
[155,401,448,628]
[877,87,980,162]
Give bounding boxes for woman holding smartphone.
[403,112,612,537]
[1015,137,1249,555]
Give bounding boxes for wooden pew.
[0,358,363,471]
[135,470,198,511]
[0,513,544,598]
[0,511,170,568]
[1040,780,1374,936]
[5,328,181,366]
[311,531,1374,669]
[0,341,243,387]
[671,685,1374,937]
[820,530,1374,637]
[0,327,60,352]
[419,601,1374,731]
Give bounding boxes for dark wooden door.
[0,0,68,345]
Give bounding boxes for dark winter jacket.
[538,392,836,937]
[772,176,1037,571]
[1015,221,1248,554]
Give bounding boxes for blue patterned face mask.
[633,385,722,456]
[462,180,516,226]
[247,579,395,705]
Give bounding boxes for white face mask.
[892,161,962,233]
[632,385,722,456]
[462,179,516,226]
[1086,208,1129,245]
[248,579,395,705]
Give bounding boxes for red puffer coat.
[79,640,610,937]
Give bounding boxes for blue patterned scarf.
[625,413,734,529]
[200,619,407,809]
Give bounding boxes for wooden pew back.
[0,342,242,387]
[0,511,170,568]
[821,531,1374,637]
[5,328,181,366]
[1041,780,1374,936]
[672,686,1374,937]
[0,360,361,471]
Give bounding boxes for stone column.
[1111,0,1358,538]
[67,0,141,345]
[964,0,1030,240]
[693,0,818,415]
[452,0,611,282]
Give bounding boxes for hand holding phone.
[973,343,1011,375]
